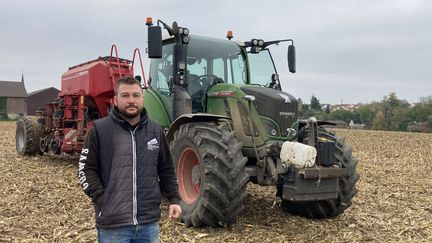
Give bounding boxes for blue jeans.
[98,222,159,243]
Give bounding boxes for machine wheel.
[170,121,249,227]
[280,129,359,218]
[16,116,46,156]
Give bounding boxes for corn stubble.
[0,122,431,242]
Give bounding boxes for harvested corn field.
[0,121,431,242]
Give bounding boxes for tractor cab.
[148,35,246,113]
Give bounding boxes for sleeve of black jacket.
[157,128,181,205]
[78,126,105,205]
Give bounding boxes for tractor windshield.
[247,50,277,86]
[187,36,247,85]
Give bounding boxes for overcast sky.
[0,0,431,104]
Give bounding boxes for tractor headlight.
[262,118,280,137]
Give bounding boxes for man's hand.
[168,204,182,220]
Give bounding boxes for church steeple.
[20,73,27,95]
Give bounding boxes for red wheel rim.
[177,148,201,205]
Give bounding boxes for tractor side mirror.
[148,25,162,58]
[288,44,296,73]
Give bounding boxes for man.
[78,76,182,242]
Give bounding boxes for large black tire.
[16,116,45,156]
[280,129,359,218]
[170,121,249,227]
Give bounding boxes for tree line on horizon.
[299,92,432,133]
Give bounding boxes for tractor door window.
[229,53,246,84]
[187,58,207,98]
[187,57,207,76]
[186,57,208,112]
[212,58,225,80]
[149,43,174,95]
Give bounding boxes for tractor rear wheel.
[171,121,249,227]
[16,116,45,156]
[280,129,359,218]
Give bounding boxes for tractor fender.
[166,113,231,142]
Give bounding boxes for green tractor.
[144,18,359,227]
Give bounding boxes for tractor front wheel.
[171,121,249,227]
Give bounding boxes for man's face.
[114,83,144,119]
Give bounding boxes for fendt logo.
[280,111,295,118]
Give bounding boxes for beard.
[118,105,143,119]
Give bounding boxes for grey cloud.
[0,0,430,104]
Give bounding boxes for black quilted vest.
[93,109,162,228]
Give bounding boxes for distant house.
[349,120,366,130]
[27,87,60,115]
[408,122,430,133]
[330,104,359,112]
[0,80,28,116]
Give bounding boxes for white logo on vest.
[147,138,159,150]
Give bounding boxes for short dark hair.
[115,76,142,95]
